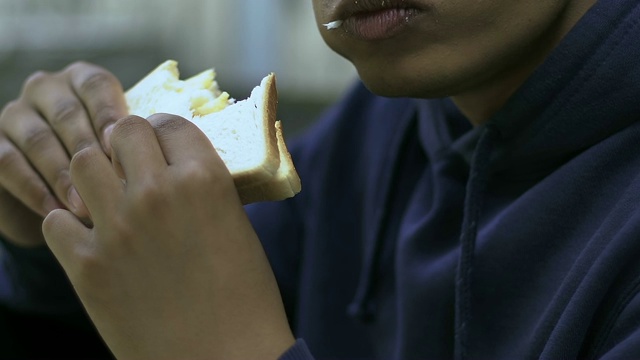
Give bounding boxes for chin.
[358,76,442,98]
[353,62,464,100]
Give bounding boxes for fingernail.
[68,186,84,213]
[103,123,115,153]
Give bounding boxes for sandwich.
[125,60,301,204]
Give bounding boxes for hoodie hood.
[456,0,640,177]
[448,0,640,358]
[347,0,640,358]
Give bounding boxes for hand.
[0,62,128,247]
[42,114,295,359]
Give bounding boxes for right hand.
[0,62,129,247]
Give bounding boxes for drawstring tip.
[347,302,376,323]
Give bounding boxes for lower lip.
[343,8,421,41]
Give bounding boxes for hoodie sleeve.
[0,236,85,317]
[0,236,110,358]
[245,200,316,360]
[245,194,304,333]
[279,339,315,360]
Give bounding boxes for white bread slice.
[238,121,302,204]
[125,60,300,203]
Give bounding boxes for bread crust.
[238,121,301,204]
[230,73,281,189]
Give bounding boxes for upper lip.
[333,0,427,20]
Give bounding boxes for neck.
[452,0,597,126]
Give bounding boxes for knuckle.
[147,113,188,128]
[64,60,92,73]
[78,69,118,95]
[175,161,232,197]
[181,160,217,183]
[0,141,50,206]
[1,99,20,114]
[125,190,167,225]
[78,252,102,272]
[21,127,54,154]
[0,141,21,171]
[0,100,21,125]
[110,115,147,141]
[74,248,109,285]
[131,180,166,209]
[115,114,145,129]
[149,114,191,136]
[50,100,84,127]
[70,146,101,170]
[93,104,120,126]
[155,112,195,130]
[23,70,51,91]
[105,216,135,247]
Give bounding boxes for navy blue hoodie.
[2,0,640,359]
[258,0,640,358]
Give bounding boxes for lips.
[328,0,428,40]
[336,0,426,18]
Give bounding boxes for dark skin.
[313,0,597,124]
[44,114,294,359]
[0,0,597,357]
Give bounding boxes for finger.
[0,135,63,217]
[67,185,91,221]
[109,116,167,185]
[0,187,46,247]
[69,147,124,225]
[147,113,221,167]
[67,62,129,154]
[25,72,103,156]
[42,208,91,279]
[0,101,74,213]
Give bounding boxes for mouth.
[327,0,428,40]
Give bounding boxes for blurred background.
[0,0,359,138]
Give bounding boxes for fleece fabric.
[0,0,640,359]
[254,0,640,358]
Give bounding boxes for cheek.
[311,0,339,23]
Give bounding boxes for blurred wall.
[0,0,358,136]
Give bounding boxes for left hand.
[42,114,295,359]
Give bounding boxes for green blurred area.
[0,48,334,139]
[0,0,357,138]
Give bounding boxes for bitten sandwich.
[125,60,301,204]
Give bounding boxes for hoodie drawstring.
[455,125,498,360]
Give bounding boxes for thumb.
[42,209,91,278]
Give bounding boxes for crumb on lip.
[323,20,344,30]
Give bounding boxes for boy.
[2,0,640,358]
